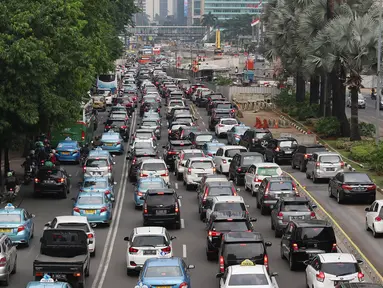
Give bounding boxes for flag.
[251,18,260,26]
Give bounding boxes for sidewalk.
[0,150,24,169]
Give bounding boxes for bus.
[50,99,96,147]
[138,47,153,64]
[97,72,118,94]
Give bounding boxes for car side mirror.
[303,260,309,266]
[113,162,116,165]
[124,236,129,241]
[250,218,257,222]
[178,195,183,199]
[71,197,76,201]
[246,205,250,208]
[68,174,72,177]
[31,214,35,218]
[182,163,186,167]
[216,272,224,278]
[228,159,232,162]
[311,204,317,209]
[265,241,272,247]
[271,272,278,277]
[170,236,176,240]
[357,260,364,264]
[365,207,370,212]
[114,182,117,185]
[162,145,166,148]
[44,222,51,227]
[188,264,195,270]
[103,122,106,124]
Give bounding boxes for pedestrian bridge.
[126,26,207,41]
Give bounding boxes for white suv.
[124,226,176,275]
[205,195,248,221]
[183,157,215,190]
[215,118,238,137]
[138,159,169,184]
[174,149,205,180]
[214,145,247,174]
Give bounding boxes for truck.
[33,229,90,288]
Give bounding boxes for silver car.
[0,234,17,285]
[83,155,115,182]
[306,152,344,183]
[270,197,317,237]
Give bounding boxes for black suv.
[239,129,273,153]
[264,137,299,164]
[34,167,71,198]
[142,189,182,229]
[228,152,264,185]
[257,176,299,215]
[162,140,193,171]
[209,109,235,131]
[291,144,326,172]
[104,119,129,142]
[127,149,158,182]
[218,232,272,273]
[280,219,337,270]
[206,211,257,261]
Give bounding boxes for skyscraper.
[159,0,168,18]
[203,0,266,21]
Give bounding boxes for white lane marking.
[75,170,79,177]
[181,218,185,229]
[205,129,208,131]
[183,244,187,258]
[175,182,178,189]
[91,111,136,288]
[179,199,182,207]
[202,121,205,125]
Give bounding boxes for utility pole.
[376,0,382,145]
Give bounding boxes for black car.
[228,152,265,185]
[239,128,273,153]
[168,121,191,140]
[208,109,235,131]
[281,219,337,270]
[291,144,327,172]
[142,189,182,229]
[104,119,129,142]
[128,149,158,182]
[178,126,201,140]
[218,232,272,273]
[329,172,376,204]
[207,94,225,115]
[162,140,193,171]
[206,211,256,261]
[34,167,71,198]
[188,132,217,149]
[264,137,299,163]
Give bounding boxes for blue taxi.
[0,203,34,246]
[134,176,169,208]
[55,138,81,162]
[137,257,195,288]
[81,177,116,202]
[72,192,113,226]
[26,274,72,288]
[101,131,124,154]
[202,141,225,158]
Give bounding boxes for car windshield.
[0,214,21,223]
[139,182,166,190]
[206,145,224,152]
[135,142,152,149]
[56,223,90,232]
[215,203,246,212]
[321,263,359,276]
[221,119,237,125]
[217,104,232,109]
[319,155,341,163]
[146,194,175,205]
[132,235,167,247]
[136,132,152,138]
[142,163,166,171]
[282,201,311,212]
[184,152,204,159]
[83,181,108,189]
[225,149,247,158]
[257,167,280,176]
[344,173,372,183]
[213,221,248,231]
[228,274,269,286]
[195,135,214,142]
[191,161,213,169]
[224,243,265,259]
[86,159,108,167]
[144,266,182,277]
[243,156,264,165]
[279,140,298,148]
[299,227,335,241]
[77,196,103,205]
[208,187,233,196]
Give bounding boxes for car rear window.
[195,135,214,142]
[169,101,184,107]
[279,140,298,148]
[56,223,90,232]
[281,201,311,212]
[77,196,104,205]
[344,173,372,183]
[142,121,157,126]
[225,149,247,157]
[86,159,108,167]
[221,119,237,125]
[216,113,231,118]
[83,181,107,189]
[146,194,175,205]
[269,181,293,191]
[224,243,265,259]
[217,104,232,109]
[243,156,264,165]
[136,132,152,138]
[172,144,193,150]
[208,187,234,196]
[298,227,335,241]
[132,235,167,247]
[254,132,267,138]
[212,221,249,231]
[107,120,125,126]
[321,263,360,275]
[37,169,60,178]
[0,214,21,223]
[144,266,182,277]
[171,125,187,131]
[142,163,166,171]
[184,152,204,159]
[228,274,268,286]
[257,167,280,176]
[135,142,152,149]
[215,203,246,212]
[306,147,326,153]
[191,161,213,169]
[139,182,166,190]
[319,155,341,163]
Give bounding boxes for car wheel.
[280,245,285,259]
[291,160,296,169]
[299,162,306,172]
[373,225,379,238]
[275,228,282,238]
[260,205,267,215]
[176,172,182,181]
[3,271,9,286]
[251,186,257,197]
[235,176,240,186]
[271,220,275,230]
[186,184,192,191]
[60,189,67,199]
[312,173,317,183]
[174,222,181,229]
[289,253,297,271]
[11,257,16,274]
[366,218,370,231]
[328,186,333,198]
[336,191,343,204]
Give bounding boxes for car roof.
[318,253,356,263]
[145,257,181,266]
[266,176,292,182]
[77,192,104,198]
[281,197,309,202]
[58,140,77,145]
[55,215,89,224]
[134,226,165,235]
[89,149,110,157]
[240,152,263,156]
[181,149,204,153]
[212,196,244,202]
[0,204,23,214]
[134,149,156,155]
[139,176,165,183]
[204,174,227,179]
[169,140,192,145]
[223,145,247,150]
[299,144,325,148]
[206,182,233,188]
[223,231,264,242]
[147,189,175,195]
[83,177,108,182]
[230,264,267,275]
[189,157,212,161]
[141,159,165,164]
[293,219,332,227]
[136,129,154,133]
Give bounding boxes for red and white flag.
[251,18,260,26]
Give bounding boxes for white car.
[192,87,210,102]
[365,199,383,237]
[130,138,156,150]
[217,260,279,288]
[138,158,169,183]
[183,157,215,190]
[346,93,366,108]
[124,226,175,275]
[214,146,247,174]
[244,163,282,196]
[167,100,185,113]
[305,253,364,287]
[95,89,113,106]
[205,195,248,222]
[133,129,156,141]
[174,149,205,180]
[215,118,238,137]
[44,215,96,257]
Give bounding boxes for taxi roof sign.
[240,259,255,266]
[4,203,15,210]
[40,274,55,282]
[65,137,72,141]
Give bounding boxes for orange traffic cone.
[274,120,279,128]
[263,119,269,128]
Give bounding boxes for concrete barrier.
[280,133,317,144]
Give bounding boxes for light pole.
[376,0,382,145]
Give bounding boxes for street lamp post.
[376,0,382,145]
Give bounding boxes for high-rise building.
[135,0,147,14]
[173,0,187,24]
[146,0,160,21]
[187,0,203,25]
[203,0,265,21]
[159,0,168,18]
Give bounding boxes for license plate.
[85,210,96,214]
[0,229,12,233]
[61,152,70,155]
[326,168,335,171]
[156,286,171,288]
[106,143,113,146]
[92,172,103,176]
[156,210,167,215]
[290,216,304,220]
[354,187,365,191]
[197,173,206,177]
[285,151,292,154]
[144,250,157,255]
[44,180,55,184]
[52,274,66,280]
[334,281,348,285]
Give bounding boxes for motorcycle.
[1,186,20,203]
[371,93,377,100]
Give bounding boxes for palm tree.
[201,12,217,41]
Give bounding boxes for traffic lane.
[284,167,383,274]
[10,109,127,288]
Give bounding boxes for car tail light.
[277,212,283,220]
[161,170,169,176]
[129,247,139,254]
[168,151,177,155]
[231,109,235,113]
[34,178,40,183]
[208,230,219,237]
[219,256,224,273]
[140,173,148,177]
[213,167,216,173]
[207,153,213,156]
[375,216,382,222]
[292,243,298,251]
[162,246,171,253]
[331,243,337,252]
[105,126,111,129]
[218,124,224,127]
[121,126,127,129]
[17,225,25,233]
[81,131,85,141]
[237,168,241,172]
[57,178,65,183]
[231,187,237,196]
[187,168,192,175]
[179,283,188,288]
[310,211,316,219]
[108,165,112,171]
[304,154,310,159]
[316,162,320,168]
[367,184,377,190]
[168,130,171,134]
[132,158,136,164]
[222,159,227,164]
[73,207,80,213]
[275,147,280,152]
[254,175,262,182]
[105,190,111,195]
[316,271,325,282]
[342,184,353,190]
[264,184,270,196]
[0,257,6,267]
[264,254,269,270]
[340,161,345,168]
[175,202,179,213]
[100,207,107,213]
[358,272,364,281]
[144,203,148,214]
[88,233,94,239]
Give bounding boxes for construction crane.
[213,28,223,59]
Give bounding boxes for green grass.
[325,140,383,189]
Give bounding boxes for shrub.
[369,144,383,174]
[314,117,340,137]
[275,89,296,108]
[359,122,375,138]
[349,144,376,163]
[296,103,320,121]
